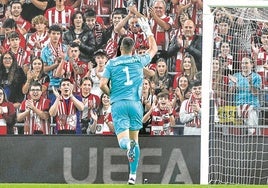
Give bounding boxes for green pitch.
[0,184,267,188]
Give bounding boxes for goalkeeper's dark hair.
[121,37,135,53]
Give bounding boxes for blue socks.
[129,143,140,174]
[118,138,140,175]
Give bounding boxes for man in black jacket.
[167,19,202,71]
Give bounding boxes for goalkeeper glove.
[138,17,153,37]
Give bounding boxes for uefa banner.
[0,136,200,184]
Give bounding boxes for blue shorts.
[111,100,143,135]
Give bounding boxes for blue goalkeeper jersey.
[103,53,151,104]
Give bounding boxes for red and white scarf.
[56,98,76,130]
[24,97,50,135]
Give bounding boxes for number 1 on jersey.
[123,67,133,86]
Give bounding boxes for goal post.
[201,0,268,185]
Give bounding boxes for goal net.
[202,0,268,185]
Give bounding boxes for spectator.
[149,0,174,52]
[228,56,262,135]
[41,24,68,89]
[78,0,106,25]
[212,57,229,106]
[26,15,50,59]
[1,18,26,51]
[140,77,157,135]
[0,0,9,35]
[44,0,75,31]
[0,86,16,135]
[7,31,31,73]
[143,90,176,135]
[179,79,202,135]
[167,19,202,71]
[0,51,26,110]
[184,0,203,35]
[84,9,105,50]
[252,28,268,91]
[22,57,50,97]
[213,16,239,66]
[95,93,114,135]
[217,41,234,75]
[49,78,84,134]
[79,77,100,134]
[54,42,88,94]
[7,0,31,35]
[152,57,173,95]
[17,81,51,135]
[20,0,52,23]
[172,75,191,126]
[90,49,108,97]
[114,6,148,52]
[166,11,190,73]
[103,8,127,59]
[172,53,198,89]
[62,10,95,63]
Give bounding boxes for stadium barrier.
[0,135,200,184]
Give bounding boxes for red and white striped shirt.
[10,47,31,68]
[26,31,50,58]
[150,15,173,51]
[44,6,74,29]
[256,47,268,89]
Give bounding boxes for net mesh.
[208,6,268,184]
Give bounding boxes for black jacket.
[63,25,96,62]
[167,34,203,71]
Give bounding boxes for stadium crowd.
[0,0,266,136]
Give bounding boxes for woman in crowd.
[152,58,173,95]
[173,53,198,89]
[140,78,157,135]
[0,51,26,109]
[95,93,114,135]
[22,57,50,97]
[172,75,191,122]
[217,41,234,75]
[0,87,16,135]
[79,77,100,134]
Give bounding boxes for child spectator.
[143,90,175,135]
[180,79,202,135]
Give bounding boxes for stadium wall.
[0,136,200,184]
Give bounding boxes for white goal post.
[201,0,268,185]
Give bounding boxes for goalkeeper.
[100,6,158,185]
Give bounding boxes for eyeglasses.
[30,89,41,92]
[3,57,12,60]
[71,50,78,52]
